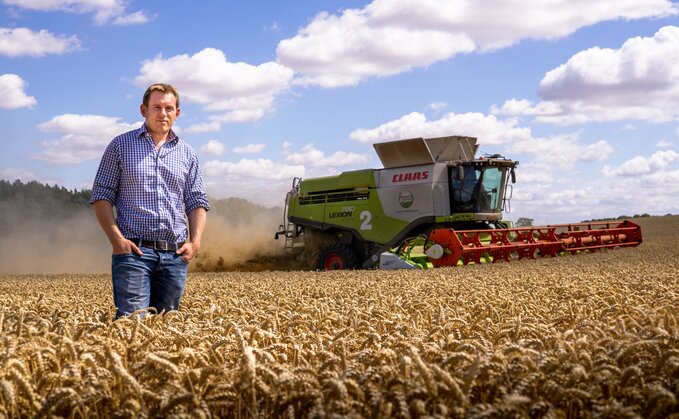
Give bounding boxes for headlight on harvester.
[425,244,444,259]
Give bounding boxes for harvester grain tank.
[275,136,642,270]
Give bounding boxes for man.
[91,83,209,318]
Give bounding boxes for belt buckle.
[157,240,169,251]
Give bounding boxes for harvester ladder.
[283,221,302,250]
[276,177,304,250]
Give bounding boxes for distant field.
[0,216,677,417]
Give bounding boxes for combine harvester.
[275,136,642,270]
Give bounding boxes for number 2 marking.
[360,210,372,230]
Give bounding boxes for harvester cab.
[275,135,642,270]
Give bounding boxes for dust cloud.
[0,198,302,274]
[192,201,304,272]
[0,208,110,274]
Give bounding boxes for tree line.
[0,179,91,211]
[0,179,281,229]
[0,180,92,234]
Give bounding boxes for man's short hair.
[143,83,180,108]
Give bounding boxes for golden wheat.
[0,216,677,417]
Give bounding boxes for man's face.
[141,91,180,135]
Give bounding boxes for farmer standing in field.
[91,83,209,318]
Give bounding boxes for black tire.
[316,243,358,270]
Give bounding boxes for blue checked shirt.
[90,124,210,243]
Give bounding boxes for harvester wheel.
[317,243,358,270]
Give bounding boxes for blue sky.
[1,0,678,224]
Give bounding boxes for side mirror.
[456,165,465,181]
[511,169,516,184]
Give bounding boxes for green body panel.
[298,169,376,192]
[289,169,411,245]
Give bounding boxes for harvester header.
[275,135,642,270]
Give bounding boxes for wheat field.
[0,216,677,418]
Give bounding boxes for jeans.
[111,247,188,318]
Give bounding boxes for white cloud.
[201,141,374,205]
[277,8,475,87]
[276,0,677,87]
[0,167,42,183]
[510,184,617,224]
[491,99,536,115]
[366,0,677,49]
[508,134,614,186]
[509,168,679,223]
[428,102,447,111]
[185,121,221,134]
[265,21,280,32]
[233,144,266,154]
[494,26,679,124]
[602,150,679,177]
[349,111,531,146]
[0,74,36,109]
[286,144,370,167]
[201,146,371,206]
[509,134,613,163]
[203,158,305,181]
[4,0,149,25]
[34,114,138,164]
[0,27,80,57]
[211,109,265,124]
[204,177,290,208]
[657,138,672,148]
[135,48,293,124]
[201,140,226,156]
[644,167,679,185]
[509,150,679,222]
[0,168,61,187]
[495,99,673,125]
[112,10,150,25]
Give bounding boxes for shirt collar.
[139,123,179,143]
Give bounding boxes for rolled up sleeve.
[184,152,210,214]
[90,139,120,205]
